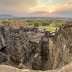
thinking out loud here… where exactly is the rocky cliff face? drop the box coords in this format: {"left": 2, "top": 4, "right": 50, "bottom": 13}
{"left": 52, "top": 22, "right": 72, "bottom": 69}
{"left": 0, "top": 26, "right": 7, "bottom": 50}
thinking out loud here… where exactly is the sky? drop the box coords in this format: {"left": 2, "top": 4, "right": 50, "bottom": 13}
{"left": 0, "top": 0, "right": 72, "bottom": 17}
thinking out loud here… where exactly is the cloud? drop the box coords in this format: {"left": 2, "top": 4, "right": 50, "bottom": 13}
{"left": 30, "top": 0, "right": 71, "bottom": 13}
{"left": 30, "top": 0, "right": 72, "bottom": 17}
{"left": 0, "top": 0, "right": 37, "bottom": 13}
{"left": 31, "top": 11, "right": 48, "bottom": 14}
{"left": 68, "top": 2, "right": 72, "bottom": 5}
{"left": 67, "top": 1, "right": 72, "bottom": 6}
{"left": 39, "top": 0, "right": 70, "bottom": 5}
{"left": 54, "top": 11, "right": 72, "bottom": 17}
{"left": 0, "top": 0, "right": 72, "bottom": 17}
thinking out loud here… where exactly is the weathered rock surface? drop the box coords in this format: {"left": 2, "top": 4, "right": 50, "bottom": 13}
{"left": 0, "top": 26, "right": 7, "bottom": 50}
{"left": 0, "top": 25, "right": 49, "bottom": 70}
{"left": 0, "top": 52, "right": 7, "bottom": 63}
{"left": 52, "top": 22, "right": 72, "bottom": 69}
{"left": 5, "top": 26, "right": 46, "bottom": 67}
{"left": 32, "top": 53, "right": 41, "bottom": 70}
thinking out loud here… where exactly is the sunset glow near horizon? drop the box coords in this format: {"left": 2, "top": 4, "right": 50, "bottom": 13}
{"left": 49, "top": 11, "right": 53, "bottom": 13}
{"left": 0, "top": 0, "right": 72, "bottom": 17}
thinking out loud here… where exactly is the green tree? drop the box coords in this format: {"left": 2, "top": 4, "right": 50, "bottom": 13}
{"left": 54, "top": 20, "right": 63, "bottom": 27}
{"left": 42, "top": 22, "right": 50, "bottom": 26}
{"left": 34, "top": 21, "right": 40, "bottom": 27}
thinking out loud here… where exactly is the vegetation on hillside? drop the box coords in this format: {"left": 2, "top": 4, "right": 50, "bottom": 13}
{"left": 0, "top": 17, "right": 68, "bottom": 31}
{"left": 1, "top": 20, "right": 11, "bottom": 26}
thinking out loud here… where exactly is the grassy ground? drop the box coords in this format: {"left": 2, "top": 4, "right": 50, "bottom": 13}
{"left": 39, "top": 26, "right": 56, "bottom": 31}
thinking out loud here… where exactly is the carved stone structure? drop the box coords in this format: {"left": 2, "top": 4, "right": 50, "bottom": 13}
{"left": 0, "top": 25, "right": 49, "bottom": 70}
{"left": 0, "top": 22, "right": 72, "bottom": 71}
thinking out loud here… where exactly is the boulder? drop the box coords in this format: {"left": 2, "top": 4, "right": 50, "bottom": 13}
{"left": 18, "top": 63, "right": 26, "bottom": 69}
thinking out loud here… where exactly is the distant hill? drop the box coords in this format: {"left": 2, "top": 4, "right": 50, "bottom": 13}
{"left": 0, "top": 14, "right": 15, "bottom": 18}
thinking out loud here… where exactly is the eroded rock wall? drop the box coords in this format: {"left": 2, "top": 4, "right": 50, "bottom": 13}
{"left": 0, "top": 26, "right": 7, "bottom": 50}
{"left": 52, "top": 22, "right": 72, "bottom": 69}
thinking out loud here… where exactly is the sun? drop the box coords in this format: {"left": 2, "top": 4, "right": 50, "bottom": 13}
{"left": 49, "top": 11, "right": 52, "bottom": 13}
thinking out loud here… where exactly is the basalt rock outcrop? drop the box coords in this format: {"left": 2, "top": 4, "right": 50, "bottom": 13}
{"left": 52, "top": 22, "right": 72, "bottom": 69}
